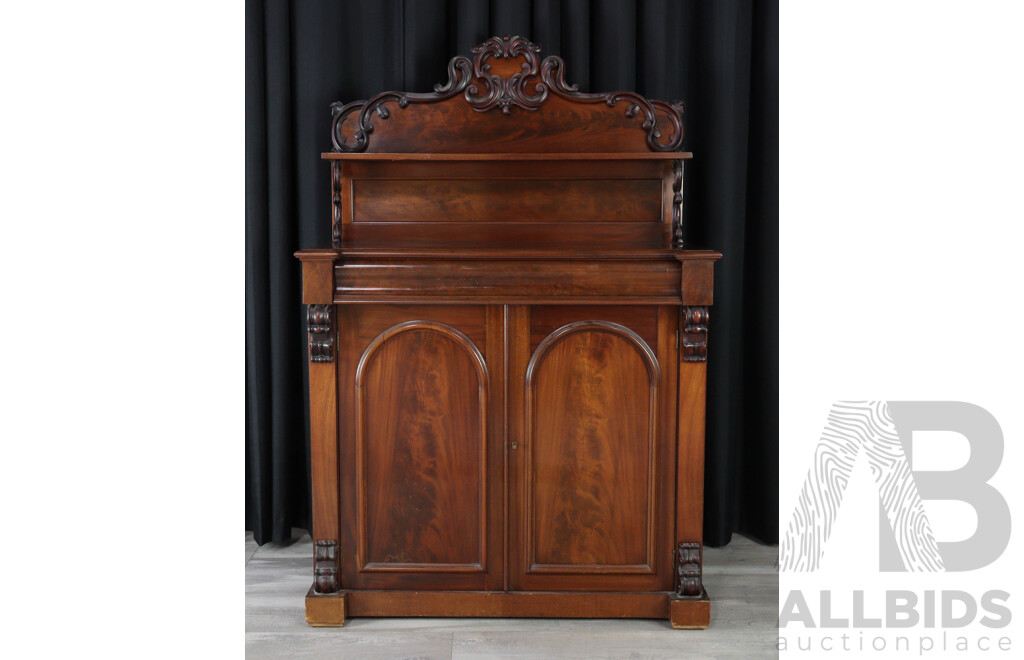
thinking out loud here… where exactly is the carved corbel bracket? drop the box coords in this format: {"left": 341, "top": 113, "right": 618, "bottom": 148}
{"left": 307, "top": 305, "right": 335, "bottom": 363}
{"left": 313, "top": 540, "right": 340, "bottom": 594}
{"left": 676, "top": 542, "right": 703, "bottom": 597}
{"left": 682, "top": 306, "right": 709, "bottom": 362}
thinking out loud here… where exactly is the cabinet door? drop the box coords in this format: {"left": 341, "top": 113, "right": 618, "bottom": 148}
{"left": 337, "top": 305, "right": 504, "bottom": 591}
{"left": 509, "top": 305, "right": 678, "bottom": 592}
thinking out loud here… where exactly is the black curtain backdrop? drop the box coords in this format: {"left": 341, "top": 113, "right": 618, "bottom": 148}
{"left": 246, "top": 0, "right": 778, "bottom": 547}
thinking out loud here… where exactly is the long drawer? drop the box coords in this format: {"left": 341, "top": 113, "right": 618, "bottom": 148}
{"left": 334, "top": 258, "right": 682, "bottom": 304}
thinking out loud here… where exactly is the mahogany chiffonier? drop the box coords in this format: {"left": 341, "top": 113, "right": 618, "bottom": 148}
{"left": 296, "top": 35, "right": 720, "bottom": 629}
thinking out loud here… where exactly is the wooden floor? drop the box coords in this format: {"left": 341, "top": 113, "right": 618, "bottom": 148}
{"left": 246, "top": 532, "right": 778, "bottom": 659}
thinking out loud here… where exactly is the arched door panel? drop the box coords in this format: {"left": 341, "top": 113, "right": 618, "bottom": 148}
{"left": 510, "top": 306, "right": 678, "bottom": 592}
{"left": 337, "top": 305, "right": 504, "bottom": 591}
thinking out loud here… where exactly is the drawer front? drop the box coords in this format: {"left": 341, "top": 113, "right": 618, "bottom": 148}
{"left": 335, "top": 259, "right": 682, "bottom": 304}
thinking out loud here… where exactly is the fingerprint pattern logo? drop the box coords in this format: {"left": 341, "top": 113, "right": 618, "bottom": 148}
{"left": 779, "top": 401, "right": 944, "bottom": 572}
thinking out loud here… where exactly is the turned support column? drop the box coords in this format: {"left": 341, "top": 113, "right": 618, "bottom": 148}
{"left": 330, "top": 160, "right": 342, "bottom": 248}
{"left": 672, "top": 160, "right": 684, "bottom": 248}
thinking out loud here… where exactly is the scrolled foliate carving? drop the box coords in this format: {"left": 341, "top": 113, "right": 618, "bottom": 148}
{"left": 466, "top": 35, "right": 546, "bottom": 113}
{"left": 331, "top": 34, "right": 685, "bottom": 152}
{"left": 307, "top": 305, "right": 334, "bottom": 364}
{"left": 682, "top": 307, "right": 709, "bottom": 362}
{"left": 538, "top": 55, "right": 685, "bottom": 152}
{"left": 313, "top": 540, "right": 340, "bottom": 594}
{"left": 676, "top": 542, "right": 702, "bottom": 597}
{"left": 331, "top": 58, "right": 473, "bottom": 152}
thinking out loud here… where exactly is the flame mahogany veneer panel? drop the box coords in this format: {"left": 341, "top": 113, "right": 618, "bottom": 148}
{"left": 528, "top": 306, "right": 660, "bottom": 351}
{"left": 507, "top": 306, "right": 679, "bottom": 593}
{"left": 339, "top": 159, "right": 674, "bottom": 245}
{"left": 528, "top": 327, "right": 657, "bottom": 570}
{"left": 351, "top": 178, "right": 662, "bottom": 223}
{"left": 340, "top": 223, "right": 670, "bottom": 249}
{"left": 357, "top": 327, "right": 487, "bottom": 570}
{"left": 337, "top": 305, "right": 505, "bottom": 591}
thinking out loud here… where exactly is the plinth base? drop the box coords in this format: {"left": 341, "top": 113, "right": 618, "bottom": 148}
{"left": 305, "top": 586, "right": 710, "bottom": 629}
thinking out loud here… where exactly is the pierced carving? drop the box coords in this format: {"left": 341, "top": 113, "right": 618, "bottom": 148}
{"left": 672, "top": 160, "right": 684, "bottom": 248}
{"left": 313, "top": 540, "right": 340, "bottom": 594}
{"left": 330, "top": 160, "right": 342, "bottom": 247}
{"left": 331, "top": 57, "right": 472, "bottom": 153}
{"left": 307, "top": 305, "right": 334, "bottom": 363}
{"left": 331, "top": 34, "right": 685, "bottom": 153}
{"left": 682, "top": 307, "right": 709, "bottom": 362}
{"left": 676, "top": 542, "right": 702, "bottom": 597}
{"left": 539, "top": 55, "right": 684, "bottom": 152}
{"left": 466, "top": 35, "right": 545, "bottom": 113}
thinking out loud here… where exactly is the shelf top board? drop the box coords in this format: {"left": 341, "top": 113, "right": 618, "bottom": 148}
{"left": 295, "top": 245, "right": 722, "bottom": 261}
{"left": 321, "top": 152, "right": 693, "bottom": 161}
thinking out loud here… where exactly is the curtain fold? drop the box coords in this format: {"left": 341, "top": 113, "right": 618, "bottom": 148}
{"left": 245, "top": 0, "right": 779, "bottom": 546}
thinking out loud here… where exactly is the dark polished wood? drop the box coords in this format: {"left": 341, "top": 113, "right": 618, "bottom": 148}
{"left": 308, "top": 588, "right": 711, "bottom": 623}
{"left": 306, "top": 305, "right": 334, "bottom": 363}
{"left": 336, "top": 304, "right": 504, "bottom": 592}
{"left": 335, "top": 258, "right": 683, "bottom": 304}
{"left": 336, "top": 158, "right": 677, "bottom": 248}
{"left": 509, "top": 311, "right": 680, "bottom": 592}
{"left": 530, "top": 322, "right": 656, "bottom": 574}
{"left": 357, "top": 321, "right": 488, "bottom": 571}
{"left": 348, "top": 590, "right": 673, "bottom": 618}
{"left": 341, "top": 222, "right": 672, "bottom": 250}
{"left": 672, "top": 160, "right": 685, "bottom": 248}
{"left": 296, "top": 35, "right": 720, "bottom": 628}
{"left": 322, "top": 151, "right": 692, "bottom": 160}
{"left": 352, "top": 178, "right": 663, "bottom": 224}
{"left": 330, "top": 160, "right": 342, "bottom": 247}
{"left": 330, "top": 35, "right": 685, "bottom": 154}
{"left": 682, "top": 306, "right": 709, "bottom": 362}
{"left": 676, "top": 542, "right": 703, "bottom": 597}
{"left": 313, "top": 540, "right": 340, "bottom": 594}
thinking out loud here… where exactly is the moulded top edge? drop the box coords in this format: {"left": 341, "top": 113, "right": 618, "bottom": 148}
{"left": 296, "top": 246, "right": 722, "bottom": 261}
{"left": 319, "top": 152, "right": 694, "bottom": 161}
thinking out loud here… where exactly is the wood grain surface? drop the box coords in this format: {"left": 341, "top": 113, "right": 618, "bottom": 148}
{"left": 352, "top": 178, "right": 662, "bottom": 223}
{"left": 509, "top": 308, "right": 677, "bottom": 593}
{"left": 526, "top": 323, "right": 657, "bottom": 572}
{"left": 356, "top": 322, "right": 488, "bottom": 571}
{"left": 338, "top": 305, "right": 504, "bottom": 591}
{"left": 297, "top": 34, "right": 723, "bottom": 626}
